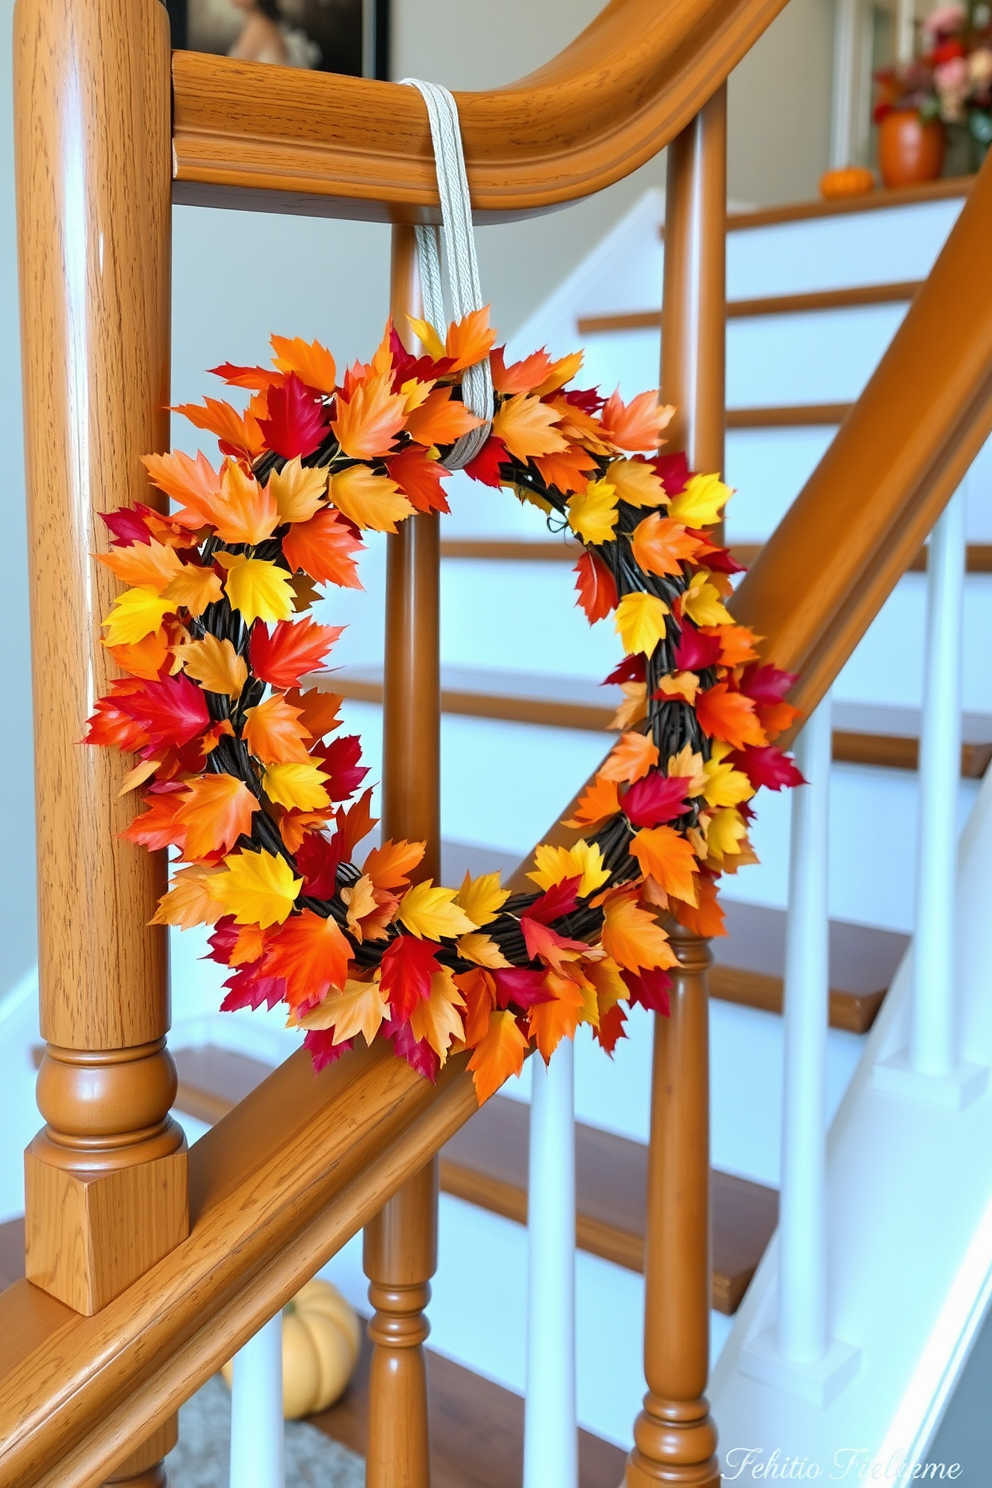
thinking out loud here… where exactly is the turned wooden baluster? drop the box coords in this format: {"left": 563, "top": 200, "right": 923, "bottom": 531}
{"left": 363, "top": 223, "right": 439, "bottom": 1488}
{"left": 626, "top": 85, "right": 726, "bottom": 1488}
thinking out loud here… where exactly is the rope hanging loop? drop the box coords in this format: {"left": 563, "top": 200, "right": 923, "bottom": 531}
{"left": 399, "top": 78, "right": 494, "bottom": 469}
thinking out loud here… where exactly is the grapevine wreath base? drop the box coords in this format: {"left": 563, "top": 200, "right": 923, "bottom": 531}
{"left": 86, "top": 311, "right": 802, "bottom": 1102}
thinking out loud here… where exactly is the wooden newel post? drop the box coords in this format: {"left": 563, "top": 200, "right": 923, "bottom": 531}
{"left": 363, "top": 223, "right": 439, "bottom": 1488}
{"left": 626, "top": 84, "right": 726, "bottom": 1488}
{"left": 14, "top": 0, "right": 187, "bottom": 1325}
{"left": 626, "top": 927, "right": 719, "bottom": 1487}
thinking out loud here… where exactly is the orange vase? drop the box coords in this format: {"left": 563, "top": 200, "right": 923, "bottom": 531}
{"left": 877, "top": 109, "right": 946, "bottom": 188}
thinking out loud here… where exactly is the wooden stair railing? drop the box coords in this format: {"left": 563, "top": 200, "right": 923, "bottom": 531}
{"left": 8, "top": 0, "right": 992, "bottom": 1484}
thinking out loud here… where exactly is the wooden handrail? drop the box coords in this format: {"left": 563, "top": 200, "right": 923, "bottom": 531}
{"left": 171, "top": 0, "right": 789, "bottom": 220}
{"left": 0, "top": 1045, "right": 478, "bottom": 1488}
{"left": 732, "top": 150, "right": 992, "bottom": 730}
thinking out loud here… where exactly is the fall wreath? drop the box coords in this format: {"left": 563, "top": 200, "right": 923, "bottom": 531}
{"left": 85, "top": 310, "right": 802, "bottom": 1102}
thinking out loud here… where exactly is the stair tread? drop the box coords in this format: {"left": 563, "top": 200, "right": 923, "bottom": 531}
{"left": 172, "top": 1049, "right": 777, "bottom": 1313}
{"left": 311, "top": 1329, "right": 627, "bottom": 1488}
{"left": 578, "top": 279, "right": 923, "bottom": 336}
{"left": 312, "top": 663, "right": 992, "bottom": 777}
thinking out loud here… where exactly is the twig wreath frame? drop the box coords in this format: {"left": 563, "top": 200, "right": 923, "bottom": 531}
{"left": 85, "top": 310, "right": 802, "bottom": 1101}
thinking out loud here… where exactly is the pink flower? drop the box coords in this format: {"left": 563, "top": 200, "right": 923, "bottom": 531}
{"left": 923, "top": 3, "right": 966, "bottom": 37}
{"left": 935, "top": 54, "right": 969, "bottom": 89}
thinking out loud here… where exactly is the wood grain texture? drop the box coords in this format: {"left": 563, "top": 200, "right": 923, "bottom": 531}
{"left": 442, "top": 537, "right": 992, "bottom": 573}
{"left": 732, "top": 154, "right": 992, "bottom": 732}
{"left": 14, "top": 0, "right": 187, "bottom": 1319}
{"left": 170, "top": 0, "right": 790, "bottom": 221}
{"left": 727, "top": 402, "right": 852, "bottom": 427}
{"left": 577, "top": 280, "right": 923, "bottom": 336}
{"left": 0, "top": 1042, "right": 481, "bottom": 1488}
{"left": 312, "top": 1332, "right": 627, "bottom": 1488}
{"left": 361, "top": 224, "right": 437, "bottom": 1488}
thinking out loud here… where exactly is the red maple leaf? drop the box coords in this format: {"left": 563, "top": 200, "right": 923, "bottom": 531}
{"left": 522, "top": 876, "right": 582, "bottom": 925}
{"left": 491, "top": 967, "right": 555, "bottom": 1010}
{"left": 674, "top": 624, "right": 722, "bottom": 672}
{"left": 621, "top": 966, "right": 671, "bottom": 1015}
{"left": 257, "top": 373, "right": 329, "bottom": 458}
{"left": 249, "top": 617, "right": 343, "bottom": 690}
{"left": 621, "top": 771, "right": 691, "bottom": 828}
{"left": 207, "top": 916, "right": 240, "bottom": 965}
{"left": 592, "top": 1000, "right": 627, "bottom": 1054}
{"left": 574, "top": 550, "right": 618, "bottom": 623}
{"left": 100, "top": 505, "right": 155, "bottom": 547}
{"left": 303, "top": 1028, "right": 356, "bottom": 1072}
{"left": 220, "top": 959, "right": 287, "bottom": 1012}
{"left": 604, "top": 654, "right": 646, "bottom": 686}
{"left": 295, "top": 829, "right": 342, "bottom": 898}
{"left": 387, "top": 445, "right": 450, "bottom": 515}
{"left": 650, "top": 451, "right": 689, "bottom": 495}
{"left": 383, "top": 1016, "right": 441, "bottom": 1083}
{"left": 463, "top": 435, "right": 509, "bottom": 488}
{"left": 738, "top": 664, "right": 799, "bottom": 704}
{"left": 731, "top": 744, "right": 806, "bottom": 792}
{"left": 379, "top": 935, "right": 441, "bottom": 1021}
{"left": 315, "top": 733, "right": 368, "bottom": 801}
{"left": 115, "top": 673, "right": 211, "bottom": 749}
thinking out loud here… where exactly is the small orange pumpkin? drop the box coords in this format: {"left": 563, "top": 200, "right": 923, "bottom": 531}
{"left": 819, "top": 166, "right": 875, "bottom": 200}
{"left": 222, "top": 1279, "right": 362, "bottom": 1419}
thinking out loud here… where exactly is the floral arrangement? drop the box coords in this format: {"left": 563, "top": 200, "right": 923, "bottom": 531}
{"left": 85, "top": 311, "right": 801, "bottom": 1102}
{"left": 875, "top": 2, "right": 992, "bottom": 153}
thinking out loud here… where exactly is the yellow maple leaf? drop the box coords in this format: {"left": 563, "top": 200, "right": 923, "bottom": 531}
{"left": 224, "top": 557, "right": 296, "bottom": 625}
{"left": 209, "top": 848, "right": 302, "bottom": 927}
{"left": 656, "top": 671, "right": 699, "bottom": 705}
{"left": 667, "top": 743, "right": 707, "bottom": 797}
{"left": 702, "top": 741, "right": 755, "bottom": 808}
{"left": 296, "top": 976, "right": 390, "bottom": 1046}
{"left": 704, "top": 806, "right": 748, "bottom": 861}
{"left": 162, "top": 563, "right": 225, "bottom": 618}
{"left": 150, "top": 864, "right": 225, "bottom": 929}
{"left": 681, "top": 571, "right": 733, "bottom": 627}
{"left": 605, "top": 458, "right": 667, "bottom": 509}
{"left": 410, "top": 968, "right": 467, "bottom": 1063}
{"left": 179, "top": 634, "right": 247, "bottom": 698}
{"left": 615, "top": 591, "right": 670, "bottom": 657}
{"left": 262, "top": 761, "right": 330, "bottom": 812}
{"left": 406, "top": 315, "right": 447, "bottom": 361}
{"left": 102, "top": 586, "right": 173, "bottom": 647}
{"left": 268, "top": 457, "right": 329, "bottom": 524}
{"left": 566, "top": 480, "right": 618, "bottom": 545}
{"left": 668, "top": 472, "right": 732, "bottom": 528}
{"left": 97, "top": 539, "right": 183, "bottom": 592}
{"left": 398, "top": 880, "right": 477, "bottom": 940}
{"left": 527, "top": 840, "right": 609, "bottom": 900}
{"left": 455, "top": 870, "right": 510, "bottom": 928}
{"left": 455, "top": 932, "right": 511, "bottom": 968}
{"left": 328, "top": 464, "right": 415, "bottom": 533}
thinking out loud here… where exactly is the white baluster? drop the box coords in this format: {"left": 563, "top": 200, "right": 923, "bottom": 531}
{"left": 229, "top": 1311, "right": 285, "bottom": 1488}
{"left": 876, "top": 484, "right": 988, "bottom": 1106}
{"left": 778, "top": 696, "right": 832, "bottom": 1366}
{"left": 741, "top": 697, "right": 860, "bottom": 1404}
{"left": 523, "top": 1038, "right": 577, "bottom": 1488}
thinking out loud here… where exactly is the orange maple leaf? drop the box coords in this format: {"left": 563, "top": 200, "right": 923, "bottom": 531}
{"left": 332, "top": 371, "right": 407, "bottom": 459}
{"left": 363, "top": 839, "right": 426, "bottom": 890}
{"left": 263, "top": 909, "right": 352, "bottom": 1010}
{"left": 203, "top": 461, "right": 279, "bottom": 546}
{"left": 105, "top": 629, "right": 171, "bottom": 681}
{"left": 492, "top": 394, "right": 569, "bottom": 462}
{"left": 563, "top": 772, "right": 621, "bottom": 829}
{"left": 599, "top": 731, "right": 660, "bottom": 784}
{"left": 671, "top": 876, "right": 726, "bottom": 938}
{"left": 533, "top": 444, "right": 599, "bottom": 496}
{"left": 444, "top": 307, "right": 497, "bottom": 372}
{"left": 162, "top": 563, "right": 225, "bottom": 618}
{"left": 600, "top": 390, "right": 675, "bottom": 453}
{"left": 270, "top": 334, "right": 337, "bottom": 395}
{"left": 490, "top": 347, "right": 553, "bottom": 395}
{"left": 173, "top": 396, "right": 266, "bottom": 460}
{"left": 631, "top": 514, "right": 702, "bottom": 577}
{"left": 97, "top": 539, "right": 182, "bottom": 591}
{"left": 122, "top": 791, "right": 186, "bottom": 851}
{"left": 150, "top": 864, "right": 225, "bottom": 928}
{"left": 702, "top": 624, "right": 761, "bottom": 668}
{"left": 466, "top": 1009, "right": 529, "bottom": 1103}
{"left": 696, "top": 682, "right": 768, "bottom": 751}
{"left": 244, "top": 693, "right": 312, "bottom": 764}
{"left": 528, "top": 972, "right": 585, "bottom": 1062}
{"left": 142, "top": 449, "right": 221, "bottom": 530}
{"left": 286, "top": 687, "right": 342, "bottom": 741}
{"left": 282, "top": 506, "right": 364, "bottom": 588}
{"left": 629, "top": 825, "right": 699, "bottom": 905}
{"left": 175, "top": 773, "right": 260, "bottom": 861}
{"left": 404, "top": 386, "right": 483, "bottom": 448}
{"left": 601, "top": 888, "right": 677, "bottom": 974}
{"left": 454, "top": 967, "right": 497, "bottom": 1047}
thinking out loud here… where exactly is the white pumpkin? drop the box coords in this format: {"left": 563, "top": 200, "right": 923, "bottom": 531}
{"left": 222, "top": 1279, "right": 362, "bottom": 1419}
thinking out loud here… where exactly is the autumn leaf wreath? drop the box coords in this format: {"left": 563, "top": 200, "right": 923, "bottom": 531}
{"left": 86, "top": 309, "right": 802, "bottom": 1102}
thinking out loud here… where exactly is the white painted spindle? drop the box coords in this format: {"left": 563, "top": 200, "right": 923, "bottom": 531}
{"left": 778, "top": 695, "right": 832, "bottom": 1366}
{"left": 524, "top": 1038, "right": 578, "bottom": 1488}
{"left": 911, "top": 487, "right": 965, "bottom": 1079}
{"left": 229, "top": 1311, "right": 285, "bottom": 1488}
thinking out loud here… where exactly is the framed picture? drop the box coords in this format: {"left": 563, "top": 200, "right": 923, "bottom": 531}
{"left": 165, "top": 0, "right": 390, "bottom": 80}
